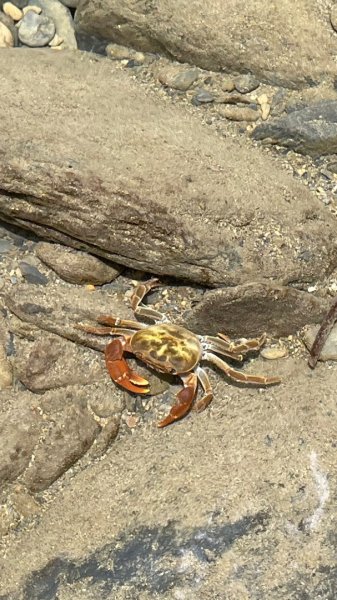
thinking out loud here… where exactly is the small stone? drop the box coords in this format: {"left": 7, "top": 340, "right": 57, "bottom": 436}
{"left": 192, "top": 89, "right": 215, "bottom": 105}
{"left": 18, "top": 11, "right": 55, "bottom": 47}
{"left": 0, "top": 20, "right": 13, "bottom": 47}
{"left": 125, "top": 414, "right": 139, "bottom": 429}
{"left": 219, "top": 106, "right": 261, "bottom": 121}
{"left": 260, "top": 345, "right": 288, "bottom": 360}
{"left": 22, "top": 5, "right": 42, "bottom": 15}
{"left": 3, "top": 2, "right": 22, "bottom": 20}
{"left": 48, "top": 32, "right": 63, "bottom": 46}
{"left": 260, "top": 103, "right": 271, "bottom": 121}
{"left": 106, "top": 42, "right": 144, "bottom": 63}
{"left": 59, "top": 0, "right": 79, "bottom": 7}
{"left": 234, "top": 74, "right": 260, "bottom": 94}
{"left": 19, "top": 261, "right": 48, "bottom": 285}
{"left": 36, "top": 242, "right": 122, "bottom": 285}
{"left": 0, "top": 10, "right": 17, "bottom": 44}
{"left": 158, "top": 66, "right": 199, "bottom": 91}
{"left": 221, "top": 76, "right": 235, "bottom": 92}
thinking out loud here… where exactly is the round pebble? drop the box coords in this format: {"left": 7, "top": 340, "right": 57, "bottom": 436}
{"left": 260, "top": 346, "right": 288, "bottom": 360}
{"left": 192, "top": 89, "right": 215, "bottom": 105}
{"left": 18, "top": 11, "right": 55, "bottom": 47}
{"left": 234, "top": 74, "right": 260, "bottom": 94}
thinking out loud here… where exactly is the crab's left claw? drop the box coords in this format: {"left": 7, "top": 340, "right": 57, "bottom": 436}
{"left": 158, "top": 372, "right": 198, "bottom": 428}
{"left": 105, "top": 339, "right": 150, "bottom": 394}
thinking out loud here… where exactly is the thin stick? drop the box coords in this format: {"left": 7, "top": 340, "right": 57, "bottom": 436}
{"left": 308, "top": 297, "right": 337, "bottom": 369}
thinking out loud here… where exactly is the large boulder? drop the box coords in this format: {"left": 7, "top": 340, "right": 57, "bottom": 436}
{"left": 75, "top": 0, "right": 337, "bottom": 88}
{"left": 0, "top": 49, "right": 336, "bottom": 287}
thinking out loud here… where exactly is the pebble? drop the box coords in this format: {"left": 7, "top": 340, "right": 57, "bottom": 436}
{"left": 106, "top": 42, "right": 145, "bottom": 63}
{"left": 219, "top": 106, "right": 261, "bottom": 121}
{"left": 19, "top": 261, "right": 49, "bottom": 285}
{"left": 0, "top": 20, "right": 13, "bottom": 47}
{"left": 192, "top": 89, "right": 215, "bottom": 105}
{"left": 18, "top": 11, "right": 55, "bottom": 47}
{"left": 59, "top": 0, "right": 79, "bottom": 7}
{"left": 158, "top": 66, "right": 199, "bottom": 91}
{"left": 49, "top": 32, "right": 63, "bottom": 46}
{"left": 260, "top": 345, "right": 288, "bottom": 360}
{"left": 221, "top": 76, "right": 235, "bottom": 92}
{"left": 3, "top": 2, "right": 22, "bottom": 20}
{"left": 234, "top": 74, "right": 260, "bottom": 94}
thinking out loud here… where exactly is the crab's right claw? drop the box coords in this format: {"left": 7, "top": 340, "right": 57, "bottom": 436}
{"left": 105, "top": 339, "right": 150, "bottom": 394}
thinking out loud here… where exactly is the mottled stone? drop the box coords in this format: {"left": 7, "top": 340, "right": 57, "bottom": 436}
{"left": 192, "top": 89, "right": 214, "bottom": 105}
{"left": 19, "top": 261, "right": 48, "bottom": 285}
{"left": 106, "top": 42, "right": 144, "bottom": 62}
{"left": 234, "top": 74, "right": 260, "bottom": 93}
{"left": 303, "top": 324, "right": 337, "bottom": 362}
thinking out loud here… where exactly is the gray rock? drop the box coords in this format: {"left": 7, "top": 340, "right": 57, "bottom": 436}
{"left": 181, "top": 282, "right": 330, "bottom": 337}
{"left": 234, "top": 74, "right": 260, "bottom": 93}
{"left": 74, "top": 0, "right": 337, "bottom": 88}
{"left": 59, "top": 0, "right": 78, "bottom": 7}
{"left": 252, "top": 100, "right": 337, "bottom": 157}
{"left": 303, "top": 324, "right": 337, "bottom": 362}
{"left": 19, "top": 261, "right": 48, "bottom": 285}
{"left": 36, "top": 242, "right": 123, "bottom": 285}
{"left": 21, "top": 395, "right": 100, "bottom": 492}
{"left": 0, "top": 239, "right": 13, "bottom": 253}
{"left": 18, "top": 11, "right": 55, "bottom": 47}
{"left": 28, "top": 0, "right": 77, "bottom": 49}
{"left": 0, "top": 50, "right": 337, "bottom": 287}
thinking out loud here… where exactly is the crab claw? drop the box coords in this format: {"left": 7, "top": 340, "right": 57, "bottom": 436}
{"left": 158, "top": 372, "right": 197, "bottom": 428}
{"left": 105, "top": 339, "right": 150, "bottom": 394}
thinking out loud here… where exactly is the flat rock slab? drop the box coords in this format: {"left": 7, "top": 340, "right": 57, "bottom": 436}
{"left": 0, "top": 50, "right": 336, "bottom": 287}
{"left": 182, "top": 282, "right": 330, "bottom": 337}
{"left": 75, "top": 0, "right": 337, "bottom": 88}
{"left": 253, "top": 100, "right": 337, "bottom": 156}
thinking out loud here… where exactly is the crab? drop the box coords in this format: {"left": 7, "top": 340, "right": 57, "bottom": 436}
{"left": 79, "top": 279, "right": 281, "bottom": 427}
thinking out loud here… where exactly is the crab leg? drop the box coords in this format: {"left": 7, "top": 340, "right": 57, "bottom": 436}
{"left": 200, "top": 337, "right": 243, "bottom": 361}
{"left": 157, "top": 372, "right": 198, "bottom": 428}
{"left": 194, "top": 366, "right": 213, "bottom": 412}
{"left": 105, "top": 338, "right": 150, "bottom": 394}
{"left": 131, "top": 278, "right": 165, "bottom": 322}
{"left": 77, "top": 324, "right": 139, "bottom": 337}
{"left": 203, "top": 352, "right": 281, "bottom": 385}
{"left": 216, "top": 332, "right": 267, "bottom": 354}
{"left": 96, "top": 316, "right": 146, "bottom": 330}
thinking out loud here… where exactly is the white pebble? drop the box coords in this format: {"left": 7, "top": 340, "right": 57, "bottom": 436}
{"left": 22, "top": 5, "right": 42, "bottom": 15}
{"left": 260, "top": 346, "right": 288, "bottom": 360}
{"left": 0, "top": 21, "right": 14, "bottom": 47}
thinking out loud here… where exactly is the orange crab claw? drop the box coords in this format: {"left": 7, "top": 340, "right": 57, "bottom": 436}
{"left": 105, "top": 339, "right": 150, "bottom": 394}
{"left": 158, "top": 372, "right": 197, "bottom": 428}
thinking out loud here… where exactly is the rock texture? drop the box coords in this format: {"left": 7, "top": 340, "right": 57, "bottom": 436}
{"left": 74, "top": 0, "right": 337, "bottom": 88}
{"left": 182, "top": 282, "right": 331, "bottom": 337}
{"left": 0, "top": 49, "right": 336, "bottom": 287}
{"left": 253, "top": 100, "right": 337, "bottom": 156}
